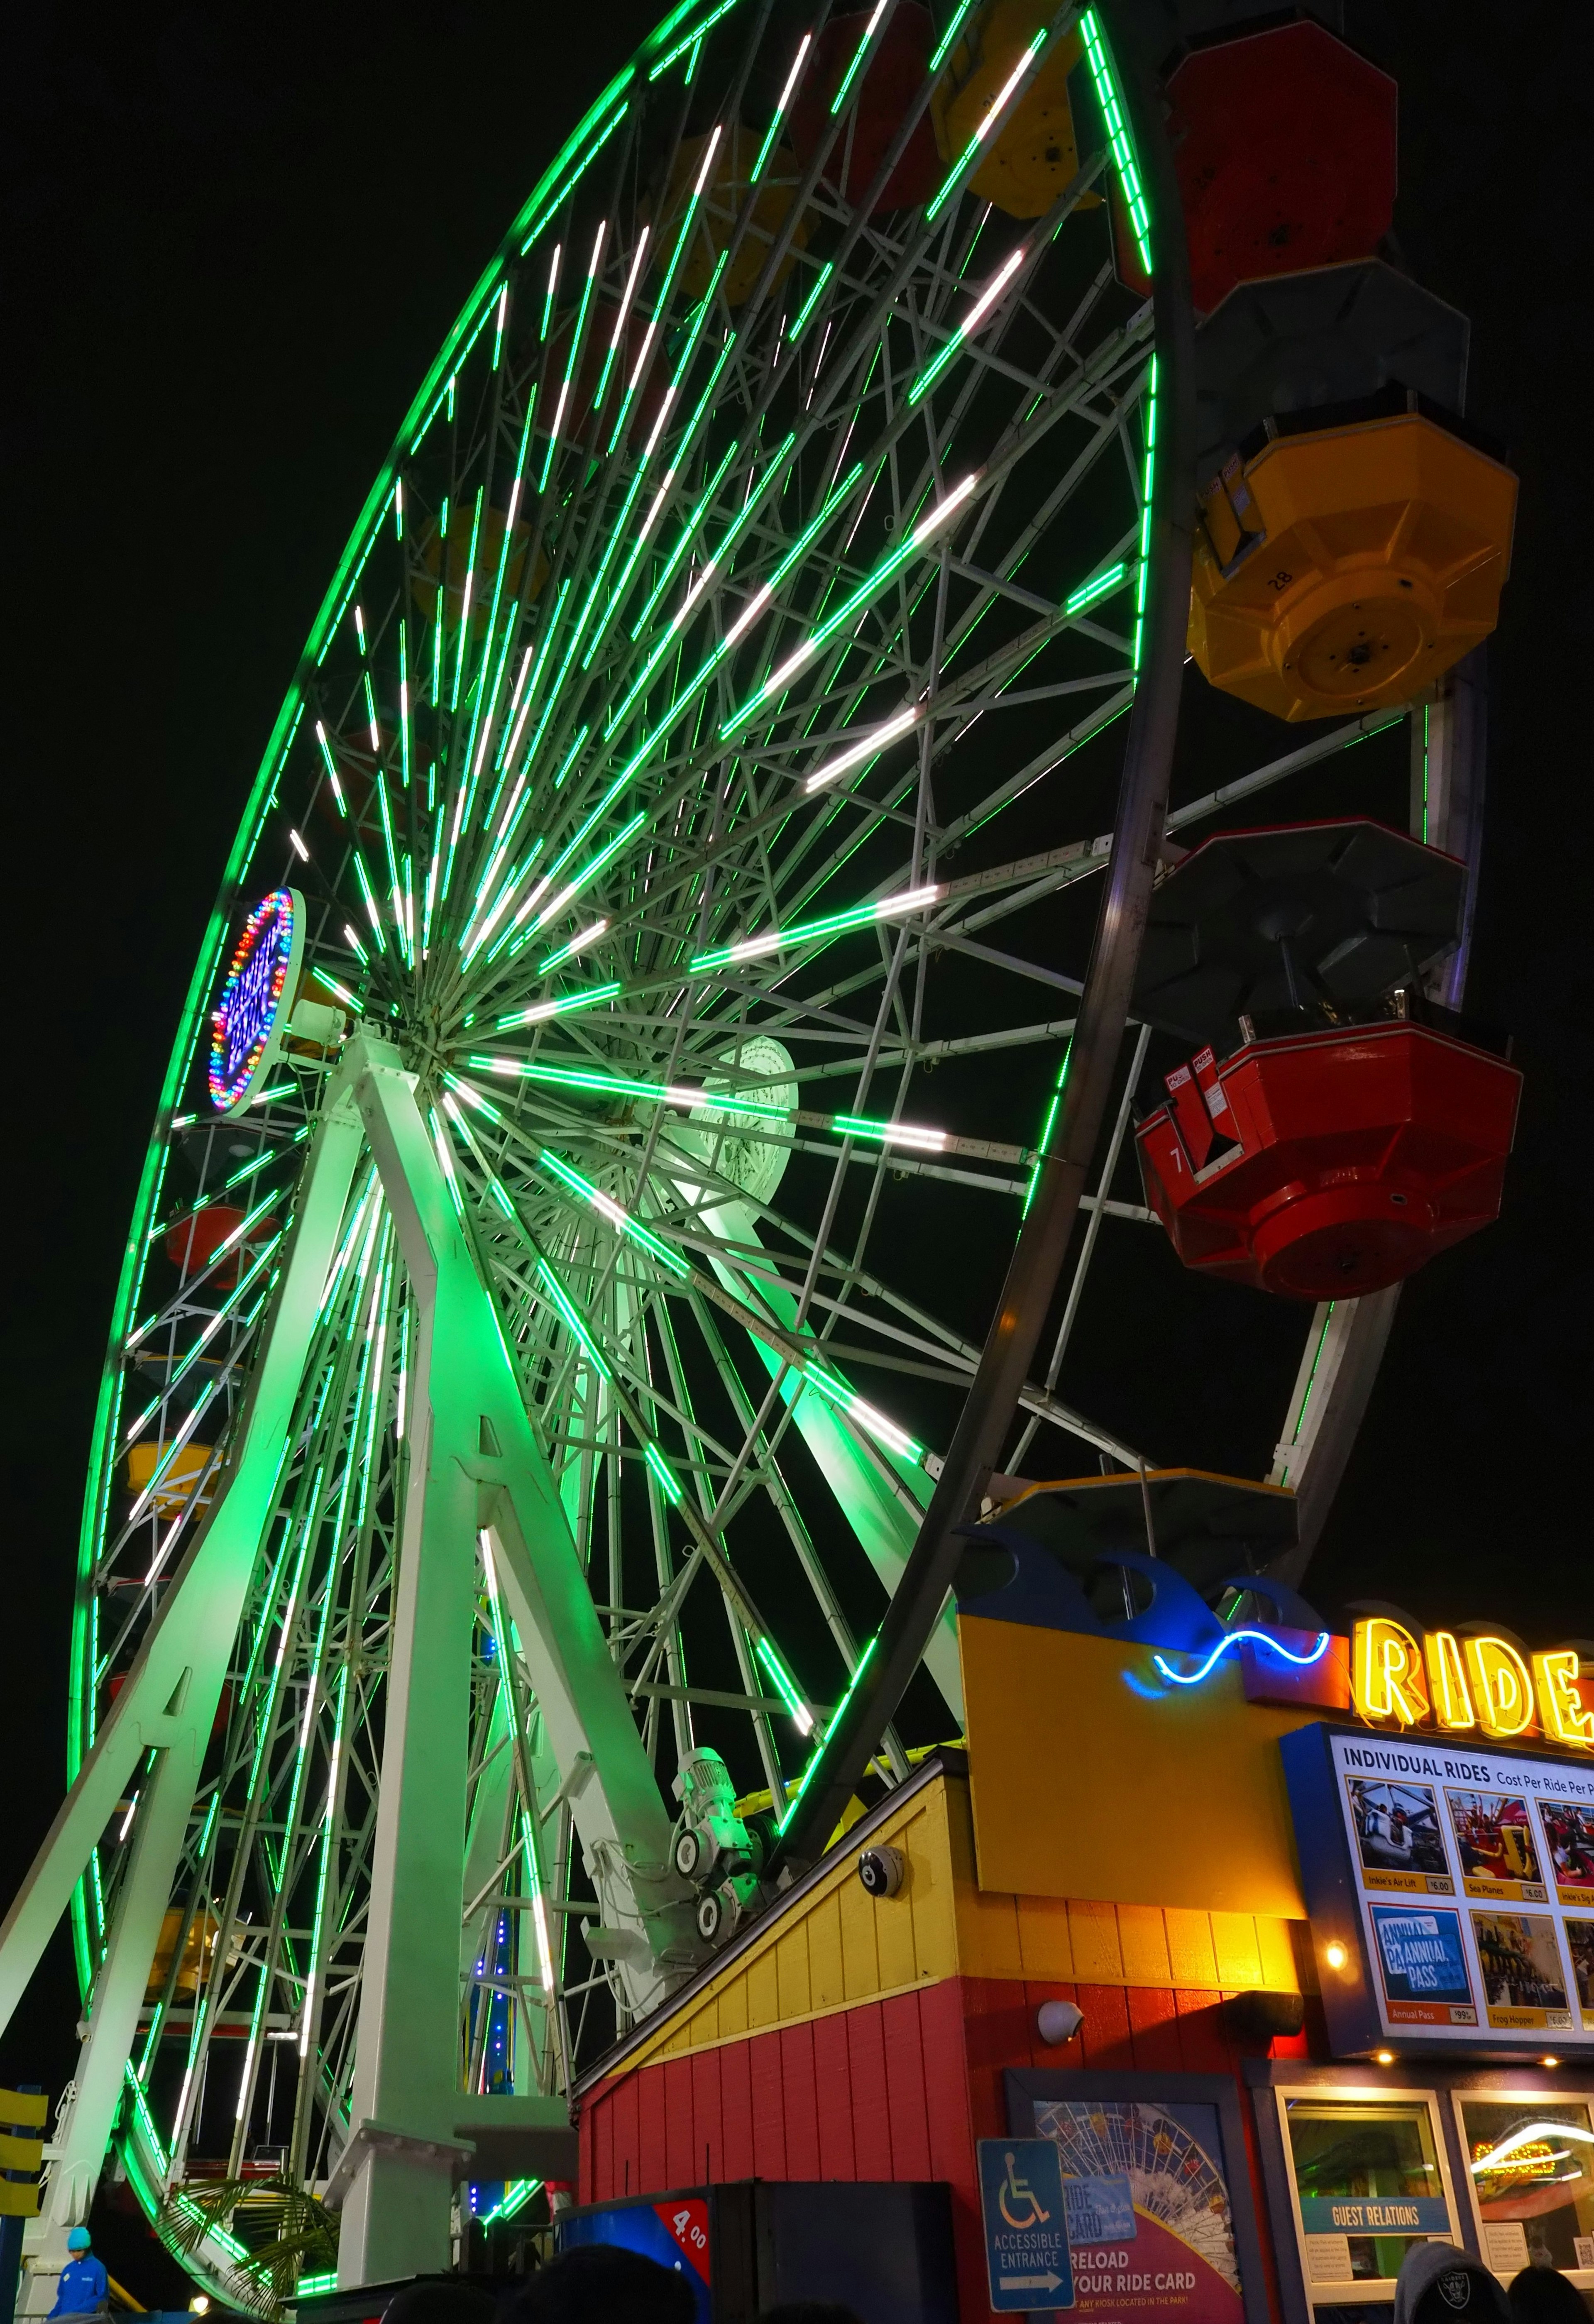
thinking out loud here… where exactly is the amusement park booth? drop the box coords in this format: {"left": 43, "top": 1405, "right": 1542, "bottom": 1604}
{"left": 568, "top": 1501, "right": 1594, "bottom": 2324}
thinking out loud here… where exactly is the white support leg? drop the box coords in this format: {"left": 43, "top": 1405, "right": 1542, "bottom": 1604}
{"left": 0, "top": 1080, "right": 365, "bottom": 2293}
{"left": 336, "top": 1039, "right": 694, "bottom": 2288}
{"left": 704, "top": 1199, "right": 964, "bottom": 1723}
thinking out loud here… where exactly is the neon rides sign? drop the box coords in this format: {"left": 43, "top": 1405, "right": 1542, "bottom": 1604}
{"left": 208, "top": 888, "right": 304, "bottom": 1118}
{"left": 1351, "top": 1618, "right": 1594, "bottom": 1755}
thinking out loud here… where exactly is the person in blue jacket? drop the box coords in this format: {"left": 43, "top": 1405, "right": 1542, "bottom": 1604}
{"left": 47, "top": 2226, "right": 108, "bottom": 2320}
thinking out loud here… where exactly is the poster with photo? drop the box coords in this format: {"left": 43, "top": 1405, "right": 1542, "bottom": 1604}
{"left": 1032, "top": 2097, "right": 1244, "bottom": 2324}
{"left": 1470, "top": 1910, "right": 1574, "bottom": 2031}
{"left": 1539, "top": 1803, "right": 1594, "bottom": 1905}
{"left": 1446, "top": 1789, "right": 1549, "bottom": 1902}
{"left": 1566, "top": 1920, "right": 1594, "bottom": 2030}
{"left": 1345, "top": 1777, "right": 1454, "bottom": 1893}
{"left": 1369, "top": 1905, "right": 1478, "bottom": 2026}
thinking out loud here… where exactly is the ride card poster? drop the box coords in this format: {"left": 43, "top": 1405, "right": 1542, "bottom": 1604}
{"left": 1539, "top": 1803, "right": 1594, "bottom": 1906}
{"left": 1032, "top": 2097, "right": 1245, "bottom": 2324}
{"left": 1369, "top": 1904, "right": 1478, "bottom": 2026}
{"left": 1345, "top": 1777, "right": 1454, "bottom": 1894}
{"left": 1446, "top": 1788, "right": 1548, "bottom": 1902}
{"left": 1566, "top": 1921, "right": 1594, "bottom": 2029}
{"left": 1469, "top": 1909, "right": 1574, "bottom": 2031}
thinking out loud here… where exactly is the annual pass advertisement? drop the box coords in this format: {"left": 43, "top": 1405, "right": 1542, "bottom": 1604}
{"left": 1026, "top": 2099, "right": 1247, "bottom": 2324}
{"left": 1330, "top": 1730, "right": 1594, "bottom": 2044}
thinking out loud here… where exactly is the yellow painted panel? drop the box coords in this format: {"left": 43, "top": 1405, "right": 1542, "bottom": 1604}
{"left": 1015, "top": 1896, "right": 1075, "bottom": 1982}
{"left": 839, "top": 1857, "right": 885, "bottom": 2000}
{"left": 775, "top": 1916, "right": 812, "bottom": 2023}
{"left": 961, "top": 1618, "right": 1313, "bottom": 1916}
{"left": 614, "top": 1774, "right": 959, "bottom": 2078}
{"left": 875, "top": 1864, "right": 921, "bottom": 1994}
{"left": 958, "top": 1881, "right": 1026, "bottom": 1980}
{"left": 1210, "top": 1913, "right": 1265, "bottom": 1990}
{"left": 1258, "top": 1916, "right": 1303, "bottom": 1994}
{"left": 1117, "top": 1905, "right": 1173, "bottom": 1987}
{"left": 717, "top": 1972, "right": 748, "bottom": 2040}
{"left": 1164, "top": 1908, "right": 1220, "bottom": 1988}
{"left": 808, "top": 1889, "right": 846, "bottom": 2014}
{"left": 1068, "top": 1899, "right": 1125, "bottom": 1983}
{"left": 746, "top": 1943, "right": 781, "bottom": 2033}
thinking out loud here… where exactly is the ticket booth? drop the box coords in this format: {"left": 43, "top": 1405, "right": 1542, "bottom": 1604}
{"left": 571, "top": 1494, "right": 1594, "bottom": 2323}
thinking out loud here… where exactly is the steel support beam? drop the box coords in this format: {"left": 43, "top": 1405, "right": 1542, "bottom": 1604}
{"left": 1, "top": 1078, "right": 365, "bottom": 2309}
{"left": 702, "top": 1199, "right": 963, "bottom": 1725}
{"left": 335, "top": 1037, "right": 694, "bottom": 2286}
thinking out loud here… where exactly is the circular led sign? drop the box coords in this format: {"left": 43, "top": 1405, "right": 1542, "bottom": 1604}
{"left": 208, "top": 887, "right": 305, "bottom": 1117}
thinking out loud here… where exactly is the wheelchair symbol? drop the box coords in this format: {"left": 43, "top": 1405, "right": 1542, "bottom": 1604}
{"left": 998, "top": 2150, "right": 1054, "bottom": 2231}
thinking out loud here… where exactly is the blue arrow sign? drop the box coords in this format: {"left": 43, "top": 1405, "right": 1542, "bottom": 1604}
{"left": 978, "top": 2138, "right": 1076, "bottom": 2312}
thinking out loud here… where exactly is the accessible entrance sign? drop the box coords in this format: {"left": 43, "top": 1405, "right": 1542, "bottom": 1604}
{"left": 978, "top": 2137, "right": 1076, "bottom": 2310}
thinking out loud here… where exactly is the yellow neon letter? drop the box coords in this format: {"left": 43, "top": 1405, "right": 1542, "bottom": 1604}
{"left": 1533, "top": 1650, "right": 1594, "bottom": 1751}
{"left": 1424, "top": 1631, "right": 1477, "bottom": 1731}
{"left": 1464, "top": 1635, "right": 1535, "bottom": 1739}
{"left": 1352, "top": 1618, "right": 1428, "bottom": 1727}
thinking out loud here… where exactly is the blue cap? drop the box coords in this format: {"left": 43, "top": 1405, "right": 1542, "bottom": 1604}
{"left": 66, "top": 2228, "right": 92, "bottom": 2252}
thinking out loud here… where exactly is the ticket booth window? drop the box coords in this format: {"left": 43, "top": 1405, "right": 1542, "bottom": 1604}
{"left": 1278, "top": 2091, "right": 1459, "bottom": 2303}
{"left": 1454, "top": 2094, "right": 1594, "bottom": 2282}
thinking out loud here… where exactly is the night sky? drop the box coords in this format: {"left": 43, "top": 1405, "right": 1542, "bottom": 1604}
{"left": 2, "top": 0, "right": 1589, "bottom": 2270}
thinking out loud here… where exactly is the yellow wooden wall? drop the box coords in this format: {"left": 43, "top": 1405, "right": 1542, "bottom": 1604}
{"left": 960, "top": 1615, "right": 1321, "bottom": 1917}
{"left": 609, "top": 1764, "right": 1307, "bottom": 2084}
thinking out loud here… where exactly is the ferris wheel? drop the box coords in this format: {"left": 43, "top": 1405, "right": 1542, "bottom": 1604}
{"left": 0, "top": 0, "right": 1516, "bottom": 2307}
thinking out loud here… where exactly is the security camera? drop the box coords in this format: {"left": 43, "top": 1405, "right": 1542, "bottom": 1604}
{"left": 1036, "top": 1999, "right": 1084, "bottom": 2046}
{"left": 857, "top": 1844, "right": 907, "bottom": 1898}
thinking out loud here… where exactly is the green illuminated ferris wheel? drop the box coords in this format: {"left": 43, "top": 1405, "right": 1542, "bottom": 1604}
{"left": 0, "top": 0, "right": 1438, "bottom": 2302}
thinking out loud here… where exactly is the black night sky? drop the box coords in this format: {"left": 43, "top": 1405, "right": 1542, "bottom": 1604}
{"left": 2, "top": 2, "right": 1589, "bottom": 2281}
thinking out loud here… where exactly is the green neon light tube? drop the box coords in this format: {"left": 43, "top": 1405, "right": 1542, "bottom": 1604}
{"left": 787, "top": 261, "right": 834, "bottom": 344}
{"left": 494, "top": 980, "right": 621, "bottom": 1030}
{"left": 649, "top": 0, "right": 738, "bottom": 79}
{"left": 1065, "top": 560, "right": 1128, "bottom": 616}
{"left": 537, "top": 1147, "right": 690, "bottom": 1278}
{"left": 929, "top": 0, "right": 976, "bottom": 72}
{"left": 829, "top": 0, "right": 887, "bottom": 116}
{"left": 644, "top": 1441, "right": 685, "bottom": 1506}
{"left": 777, "top": 1635, "right": 878, "bottom": 1831}
{"left": 926, "top": 31, "right": 1047, "bottom": 222}
{"left": 689, "top": 880, "right": 940, "bottom": 973}
{"left": 535, "top": 1255, "right": 613, "bottom": 1381}
{"left": 755, "top": 1635, "right": 813, "bottom": 1732}
{"left": 1081, "top": 9, "right": 1152, "bottom": 278}
{"left": 907, "top": 243, "right": 1027, "bottom": 406}
{"left": 723, "top": 477, "right": 975, "bottom": 730}
{"left": 753, "top": 34, "right": 812, "bottom": 180}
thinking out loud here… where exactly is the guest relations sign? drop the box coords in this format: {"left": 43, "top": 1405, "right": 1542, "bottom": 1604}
{"left": 1297, "top": 2196, "right": 1452, "bottom": 2235}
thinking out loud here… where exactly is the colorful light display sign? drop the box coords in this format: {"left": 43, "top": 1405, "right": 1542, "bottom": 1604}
{"left": 208, "top": 888, "right": 304, "bottom": 1118}
{"left": 1350, "top": 1618, "right": 1594, "bottom": 1754}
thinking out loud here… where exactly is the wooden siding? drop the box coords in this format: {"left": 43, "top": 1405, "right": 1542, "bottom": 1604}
{"left": 579, "top": 1971, "right": 1305, "bottom": 2324}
